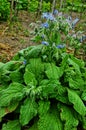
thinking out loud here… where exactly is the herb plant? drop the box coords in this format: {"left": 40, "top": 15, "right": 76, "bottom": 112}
{"left": 0, "top": 41, "right": 86, "bottom": 130}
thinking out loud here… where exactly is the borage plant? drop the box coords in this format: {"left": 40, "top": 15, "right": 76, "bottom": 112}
{"left": 31, "top": 12, "right": 71, "bottom": 48}
{"left": 0, "top": 11, "right": 86, "bottom": 130}
{"left": 0, "top": 42, "right": 86, "bottom": 130}
{"left": 30, "top": 11, "right": 83, "bottom": 55}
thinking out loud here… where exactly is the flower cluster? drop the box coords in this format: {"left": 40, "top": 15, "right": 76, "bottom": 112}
{"left": 31, "top": 10, "right": 84, "bottom": 52}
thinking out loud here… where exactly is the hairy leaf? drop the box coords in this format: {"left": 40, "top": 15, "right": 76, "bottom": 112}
{"left": 20, "top": 98, "right": 37, "bottom": 126}
{"left": 25, "top": 58, "right": 44, "bottom": 80}
{"left": 38, "top": 100, "right": 50, "bottom": 116}
{"left": 82, "top": 117, "right": 86, "bottom": 130}
{"left": 58, "top": 103, "right": 79, "bottom": 130}
{"left": 25, "top": 45, "right": 43, "bottom": 59}
{"left": 2, "top": 120, "right": 21, "bottom": 130}
{"left": 68, "top": 89, "right": 86, "bottom": 116}
{"left": 10, "top": 71, "right": 23, "bottom": 83}
{"left": 69, "top": 77, "right": 85, "bottom": 90}
{"left": 45, "top": 63, "right": 63, "bottom": 79}
{"left": 38, "top": 107, "right": 63, "bottom": 130}
{"left": 0, "top": 82, "right": 25, "bottom": 107}
{"left": 0, "top": 102, "right": 18, "bottom": 121}
{"left": 81, "top": 90, "right": 86, "bottom": 101}
{"left": 24, "top": 71, "right": 37, "bottom": 86}
{"left": 40, "top": 79, "right": 60, "bottom": 98}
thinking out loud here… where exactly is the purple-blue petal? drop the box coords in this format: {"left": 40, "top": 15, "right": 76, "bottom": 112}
{"left": 42, "top": 41, "right": 49, "bottom": 45}
{"left": 72, "top": 18, "right": 79, "bottom": 28}
{"left": 56, "top": 44, "right": 66, "bottom": 49}
{"left": 23, "top": 60, "right": 27, "bottom": 65}
{"left": 41, "top": 22, "right": 49, "bottom": 28}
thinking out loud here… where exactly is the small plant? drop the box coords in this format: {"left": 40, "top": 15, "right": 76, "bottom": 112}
{"left": 0, "top": 0, "right": 10, "bottom": 21}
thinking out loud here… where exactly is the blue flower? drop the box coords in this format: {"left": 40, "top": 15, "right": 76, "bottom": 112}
{"left": 42, "top": 12, "right": 49, "bottom": 19}
{"left": 48, "top": 13, "right": 55, "bottom": 21}
{"left": 41, "top": 12, "right": 55, "bottom": 21}
{"left": 56, "top": 44, "right": 65, "bottom": 49}
{"left": 53, "top": 9, "right": 58, "bottom": 15}
{"left": 41, "top": 41, "right": 49, "bottom": 45}
{"left": 23, "top": 59, "right": 27, "bottom": 65}
{"left": 67, "top": 16, "right": 72, "bottom": 21}
{"left": 79, "top": 35, "right": 86, "bottom": 42}
{"left": 72, "top": 18, "right": 79, "bottom": 28}
{"left": 41, "top": 34, "right": 45, "bottom": 39}
{"left": 41, "top": 22, "right": 49, "bottom": 28}
{"left": 82, "top": 35, "right": 86, "bottom": 41}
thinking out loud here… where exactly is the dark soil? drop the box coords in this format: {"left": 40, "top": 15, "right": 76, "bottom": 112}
{"left": 0, "top": 11, "right": 38, "bottom": 62}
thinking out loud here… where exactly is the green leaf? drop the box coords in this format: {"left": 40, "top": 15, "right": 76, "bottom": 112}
{"left": 40, "top": 79, "right": 61, "bottom": 98}
{"left": 38, "top": 100, "right": 50, "bottom": 116}
{"left": 45, "top": 63, "right": 63, "bottom": 79}
{"left": 25, "top": 45, "right": 43, "bottom": 59}
{"left": 82, "top": 116, "right": 86, "bottom": 130}
{"left": 28, "top": 121, "right": 38, "bottom": 130}
{"left": 2, "top": 120, "right": 21, "bottom": 130}
{"left": 38, "top": 107, "right": 63, "bottom": 130}
{"left": 81, "top": 90, "right": 86, "bottom": 101}
{"left": 68, "top": 89, "right": 86, "bottom": 116}
{"left": 0, "top": 102, "right": 18, "bottom": 121}
{"left": 69, "top": 77, "right": 85, "bottom": 90}
{"left": 20, "top": 98, "right": 37, "bottom": 126}
{"left": 25, "top": 58, "right": 44, "bottom": 80}
{"left": 58, "top": 103, "right": 79, "bottom": 130}
{"left": 10, "top": 71, "right": 23, "bottom": 83}
{"left": 1, "top": 61, "right": 22, "bottom": 71}
{"left": 0, "top": 62, "right": 4, "bottom": 68}
{"left": 24, "top": 71, "right": 37, "bottom": 86}
{"left": 68, "top": 58, "right": 81, "bottom": 74}
{"left": 0, "top": 82, "right": 25, "bottom": 107}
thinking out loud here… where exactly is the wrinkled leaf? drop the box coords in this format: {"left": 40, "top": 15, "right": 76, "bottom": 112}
{"left": 38, "top": 100, "right": 50, "bottom": 116}
{"left": 68, "top": 89, "right": 86, "bottom": 116}
{"left": 38, "top": 107, "right": 63, "bottom": 130}
{"left": 25, "top": 58, "right": 44, "bottom": 79}
{"left": 0, "top": 102, "right": 18, "bottom": 121}
{"left": 2, "top": 120, "right": 21, "bottom": 130}
{"left": 24, "top": 71, "right": 37, "bottom": 86}
{"left": 20, "top": 98, "right": 37, "bottom": 126}
{"left": 0, "top": 82, "right": 25, "bottom": 107}
{"left": 58, "top": 103, "right": 79, "bottom": 130}
{"left": 45, "top": 63, "right": 63, "bottom": 79}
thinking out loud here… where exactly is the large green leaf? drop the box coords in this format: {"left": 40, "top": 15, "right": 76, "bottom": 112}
{"left": 68, "top": 58, "right": 81, "bottom": 74}
{"left": 2, "top": 120, "right": 21, "bottom": 130}
{"left": 1, "top": 61, "right": 22, "bottom": 72}
{"left": 10, "top": 70, "right": 23, "bottom": 83}
{"left": 82, "top": 116, "right": 86, "bottom": 130}
{"left": 68, "top": 89, "right": 86, "bottom": 116}
{"left": 25, "top": 45, "right": 43, "bottom": 59}
{"left": 38, "top": 100, "right": 50, "bottom": 116}
{"left": 69, "top": 77, "right": 85, "bottom": 90}
{"left": 58, "top": 103, "right": 79, "bottom": 130}
{"left": 25, "top": 58, "right": 44, "bottom": 80}
{"left": 45, "top": 63, "right": 63, "bottom": 79}
{"left": 24, "top": 71, "right": 37, "bottom": 86}
{"left": 28, "top": 121, "right": 38, "bottom": 130}
{"left": 81, "top": 90, "right": 86, "bottom": 101}
{"left": 0, "top": 102, "right": 18, "bottom": 121}
{"left": 38, "top": 107, "right": 63, "bottom": 130}
{"left": 20, "top": 98, "right": 37, "bottom": 126}
{"left": 0, "top": 82, "right": 25, "bottom": 107}
{"left": 40, "top": 79, "right": 61, "bottom": 98}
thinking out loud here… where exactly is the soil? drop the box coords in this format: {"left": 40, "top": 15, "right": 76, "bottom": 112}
{"left": 0, "top": 11, "right": 38, "bottom": 62}
{"left": 0, "top": 11, "right": 86, "bottom": 62}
